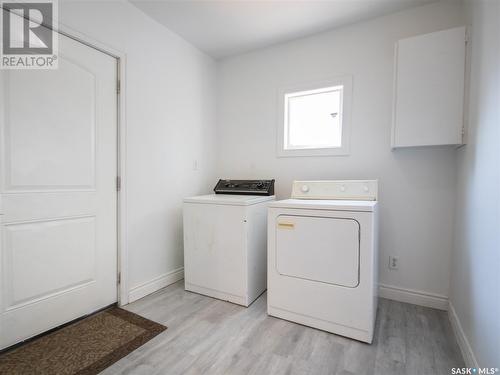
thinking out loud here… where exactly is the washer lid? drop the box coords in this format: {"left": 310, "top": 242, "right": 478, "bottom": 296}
{"left": 184, "top": 194, "right": 275, "bottom": 206}
{"left": 268, "top": 199, "right": 377, "bottom": 212}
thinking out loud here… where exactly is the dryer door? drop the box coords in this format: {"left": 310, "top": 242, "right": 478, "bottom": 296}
{"left": 275, "top": 215, "right": 360, "bottom": 287}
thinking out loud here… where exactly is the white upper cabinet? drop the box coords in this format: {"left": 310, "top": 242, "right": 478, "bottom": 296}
{"left": 391, "top": 26, "right": 467, "bottom": 148}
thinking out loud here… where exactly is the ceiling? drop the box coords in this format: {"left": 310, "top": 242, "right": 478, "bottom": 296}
{"left": 130, "top": 0, "right": 436, "bottom": 59}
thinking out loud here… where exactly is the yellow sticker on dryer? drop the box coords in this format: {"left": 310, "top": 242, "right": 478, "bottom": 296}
{"left": 277, "top": 222, "right": 295, "bottom": 229}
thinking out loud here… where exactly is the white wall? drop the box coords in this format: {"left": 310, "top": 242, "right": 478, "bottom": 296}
{"left": 59, "top": 0, "right": 217, "bottom": 302}
{"left": 216, "top": 1, "right": 464, "bottom": 306}
{"left": 450, "top": 0, "right": 500, "bottom": 367}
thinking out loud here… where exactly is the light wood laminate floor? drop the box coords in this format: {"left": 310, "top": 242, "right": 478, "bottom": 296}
{"left": 103, "top": 281, "right": 463, "bottom": 375}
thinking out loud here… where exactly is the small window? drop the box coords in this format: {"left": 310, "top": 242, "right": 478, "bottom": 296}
{"left": 277, "top": 77, "right": 352, "bottom": 157}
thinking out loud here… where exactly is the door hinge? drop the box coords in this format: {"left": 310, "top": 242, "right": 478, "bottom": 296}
{"left": 116, "top": 80, "right": 121, "bottom": 94}
{"left": 116, "top": 176, "right": 121, "bottom": 192}
{"left": 117, "top": 272, "right": 121, "bottom": 285}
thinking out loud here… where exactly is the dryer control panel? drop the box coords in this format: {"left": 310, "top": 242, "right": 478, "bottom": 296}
{"left": 291, "top": 180, "right": 378, "bottom": 201}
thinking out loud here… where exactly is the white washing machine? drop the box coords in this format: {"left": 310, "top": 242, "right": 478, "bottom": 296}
{"left": 183, "top": 180, "right": 275, "bottom": 307}
{"left": 267, "top": 180, "right": 378, "bottom": 343}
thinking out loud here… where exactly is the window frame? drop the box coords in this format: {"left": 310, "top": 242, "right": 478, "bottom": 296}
{"left": 277, "top": 76, "right": 352, "bottom": 157}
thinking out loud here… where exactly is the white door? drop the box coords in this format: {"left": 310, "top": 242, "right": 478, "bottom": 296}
{"left": 276, "top": 215, "right": 360, "bottom": 287}
{"left": 0, "top": 33, "right": 118, "bottom": 349}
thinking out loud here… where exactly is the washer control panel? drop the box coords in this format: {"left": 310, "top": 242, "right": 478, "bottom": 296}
{"left": 291, "top": 180, "right": 378, "bottom": 201}
{"left": 214, "top": 179, "right": 275, "bottom": 196}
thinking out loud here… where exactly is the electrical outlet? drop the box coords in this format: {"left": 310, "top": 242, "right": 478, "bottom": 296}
{"left": 389, "top": 256, "right": 399, "bottom": 270}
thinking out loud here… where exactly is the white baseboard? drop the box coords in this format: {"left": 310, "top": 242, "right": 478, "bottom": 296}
{"left": 448, "top": 301, "right": 479, "bottom": 368}
{"left": 128, "top": 267, "right": 184, "bottom": 303}
{"left": 378, "top": 283, "right": 448, "bottom": 310}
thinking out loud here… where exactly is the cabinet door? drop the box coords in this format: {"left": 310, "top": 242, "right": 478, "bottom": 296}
{"left": 392, "top": 26, "right": 466, "bottom": 148}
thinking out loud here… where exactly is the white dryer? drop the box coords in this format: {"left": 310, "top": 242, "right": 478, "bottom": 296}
{"left": 267, "top": 180, "right": 378, "bottom": 343}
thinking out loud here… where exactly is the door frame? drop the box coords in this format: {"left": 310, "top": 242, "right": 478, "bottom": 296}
{"left": 0, "top": 8, "right": 132, "bottom": 306}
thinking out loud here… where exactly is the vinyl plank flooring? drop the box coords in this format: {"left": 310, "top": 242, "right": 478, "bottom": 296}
{"left": 404, "top": 302, "right": 438, "bottom": 375}
{"left": 374, "top": 299, "right": 407, "bottom": 374}
{"left": 104, "top": 281, "right": 464, "bottom": 375}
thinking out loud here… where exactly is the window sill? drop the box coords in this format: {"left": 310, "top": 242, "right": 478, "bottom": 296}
{"left": 277, "top": 147, "right": 350, "bottom": 158}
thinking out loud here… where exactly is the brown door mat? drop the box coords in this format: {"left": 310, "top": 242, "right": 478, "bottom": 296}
{"left": 0, "top": 307, "right": 167, "bottom": 375}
